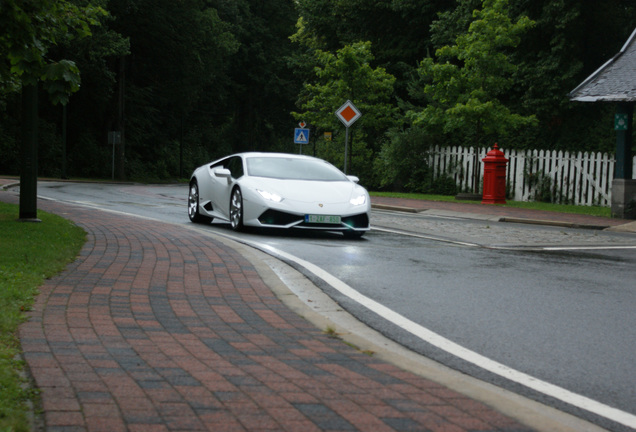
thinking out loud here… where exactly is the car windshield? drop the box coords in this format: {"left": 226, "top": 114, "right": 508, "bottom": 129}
{"left": 246, "top": 157, "right": 348, "bottom": 181}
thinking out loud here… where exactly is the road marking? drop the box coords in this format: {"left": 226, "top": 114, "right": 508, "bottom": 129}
{"left": 372, "top": 226, "right": 480, "bottom": 248}
{"left": 542, "top": 245, "right": 636, "bottom": 251}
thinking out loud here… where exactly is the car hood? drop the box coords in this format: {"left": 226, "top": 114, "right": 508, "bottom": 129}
{"left": 246, "top": 177, "right": 364, "bottom": 204}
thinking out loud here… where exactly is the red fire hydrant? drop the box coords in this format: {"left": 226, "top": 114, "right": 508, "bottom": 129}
{"left": 482, "top": 143, "right": 508, "bottom": 204}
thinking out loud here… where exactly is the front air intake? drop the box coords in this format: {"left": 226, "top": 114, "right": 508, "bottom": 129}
{"left": 258, "top": 210, "right": 303, "bottom": 226}
{"left": 342, "top": 213, "right": 369, "bottom": 229}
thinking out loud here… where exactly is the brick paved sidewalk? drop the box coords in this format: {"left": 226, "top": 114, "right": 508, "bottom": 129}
{"left": 1, "top": 194, "right": 538, "bottom": 432}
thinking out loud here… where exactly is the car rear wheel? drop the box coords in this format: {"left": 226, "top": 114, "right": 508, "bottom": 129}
{"left": 230, "top": 187, "right": 244, "bottom": 231}
{"left": 188, "top": 181, "right": 212, "bottom": 224}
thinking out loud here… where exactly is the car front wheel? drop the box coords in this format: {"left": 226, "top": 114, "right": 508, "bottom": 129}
{"left": 230, "top": 187, "right": 244, "bottom": 231}
{"left": 188, "top": 181, "right": 212, "bottom": 224}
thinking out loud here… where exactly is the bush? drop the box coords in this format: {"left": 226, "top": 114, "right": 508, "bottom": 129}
{"left": 375, "top": 127, "right": 433, "bottom": 192}
{"left": 428, "top": 174, "right": 457, "bottom": 195}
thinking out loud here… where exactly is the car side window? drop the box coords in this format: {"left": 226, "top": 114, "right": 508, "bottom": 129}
{"left": 211, "top": 159, "right": 226, "bottom": 171}
{"left": 227, "top": 157, "right": 244, "bottom": 179}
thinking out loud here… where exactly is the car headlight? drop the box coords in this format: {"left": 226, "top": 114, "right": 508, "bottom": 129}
{"left": 349, "top": 194, "right": 366, "bottom": 206}
{"left": 257, "top": 189, "right": 283, "bottom": 203}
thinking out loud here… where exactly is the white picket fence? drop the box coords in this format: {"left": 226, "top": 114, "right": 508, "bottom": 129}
{"left": 430, "top": 145, "right": 636, "bottom": 206}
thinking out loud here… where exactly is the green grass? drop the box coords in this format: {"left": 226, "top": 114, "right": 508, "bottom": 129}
{"left": 0, "top": 201, "right": 85, "bottom": 432}
{"left": 370, "top": 191, "right": 612, "bottom": 218}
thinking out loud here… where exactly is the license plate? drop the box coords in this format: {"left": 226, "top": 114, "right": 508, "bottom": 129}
{"left": 305, "top": 214, "right": 341, "bottom": 224}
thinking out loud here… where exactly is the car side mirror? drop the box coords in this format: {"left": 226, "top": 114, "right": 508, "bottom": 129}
{"left": 213, "top": 168, "right": 232, "bottom": 178}
{"left": 347, "top": 175, "right": 360, "bottom": 183}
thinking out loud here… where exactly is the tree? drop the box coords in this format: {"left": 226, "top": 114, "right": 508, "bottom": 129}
{"left": 509, "top": 0, "right": 636, "bottom": 151}
{"left": 107, "top": 0, "right": 239, "bottom": 178}
{"left": 292, "top": 42, "right": 399, "bottom": 185}
{"left": 1, "top": 0, "right": 105, "bottom": 219}
{"left": 425, "top": 0, "right": 636, "bottom": 152}
{"left": 295, "top": 0, "right": 453, "bottom": 98}
{"left": 1, "top": 0, "right": 105, "bottom": 103}
{"left": 409, "top": 0, "right": 537, "bottom": 146}
{"left": 104, "top": 0, "right": 299, "bottom": 179}
{"left": 216, "top": 0, "right": 300, "bottom": 154}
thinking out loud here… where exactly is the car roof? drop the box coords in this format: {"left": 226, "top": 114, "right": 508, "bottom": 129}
{"left": 236, "top": 152, "right": 318, "bottom": 160}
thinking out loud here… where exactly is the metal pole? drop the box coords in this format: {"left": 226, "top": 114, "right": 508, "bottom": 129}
{"left": 112, "top": 135, "right": 115, "bottom": 180}
{"left": 344, "top": 126, "right": 349, "bottom": 174}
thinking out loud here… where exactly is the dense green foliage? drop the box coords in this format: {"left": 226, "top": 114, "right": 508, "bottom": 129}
{"left": 1, "top": 0, "right": 635, "bottom": 189}
{"left": 0, "top": 201, "right": 86, "bottom": 431}
{"left": 410, "top": 0, "right": 538, "bottom": 140}
{"left": 292, "top": 42, "right": 399, "bottom": 184}
{"left": 0, "top": 0, "right": 105, "bottom": 100}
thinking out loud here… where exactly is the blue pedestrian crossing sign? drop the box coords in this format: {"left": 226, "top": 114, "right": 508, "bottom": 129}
{"left": 294, "top": 128, "right": 310, "bottom": 144}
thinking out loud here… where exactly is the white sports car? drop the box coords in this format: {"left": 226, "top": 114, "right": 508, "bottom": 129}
{"left": 188, "top": 152, "right": 371, "bottom": 238}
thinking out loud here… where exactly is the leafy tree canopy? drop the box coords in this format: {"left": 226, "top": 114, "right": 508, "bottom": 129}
{"left": 294, "top": 0, "right": 453, "bottom": 99}
{"left": 409, "top": 0, "right": 537, "bottom": 144}
{"left": 1, "top": 0, "right": 106, "bottom": 104}
{"left": 292, "top": 41, "right": 399, "bottom": 183}
{"left": 294, "top": 42, "right": 397, "bottom": 128}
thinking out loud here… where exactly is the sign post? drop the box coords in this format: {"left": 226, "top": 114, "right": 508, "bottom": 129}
{"left": 294, "top": 121, "right": 310, "bottom": 154}
{"left": 335, "top": 100, "right": 361, "bottom": 174}
{"left": 108, "top": 131, "right": 121, "bottom": 180}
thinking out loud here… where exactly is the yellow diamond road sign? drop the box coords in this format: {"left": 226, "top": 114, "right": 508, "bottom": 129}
{"left": 336, "top": 100, "right": 361, "bottom": 127}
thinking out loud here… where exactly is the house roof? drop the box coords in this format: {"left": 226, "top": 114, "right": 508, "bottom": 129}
{"left": 569, "top": 28, "right": 636, "bottom": 102}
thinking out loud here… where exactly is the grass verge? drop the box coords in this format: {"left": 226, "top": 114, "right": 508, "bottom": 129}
{"left": 0, "top": 201, "right": 85, "bottom": 432}
{"left": 370, "top": 191, "right": 612, "bottom": 218}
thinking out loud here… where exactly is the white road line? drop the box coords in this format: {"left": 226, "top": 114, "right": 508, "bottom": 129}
{"left": 543, "top": 245, "right": 636, "bottom": 251}
{"left": 372, "top": 226, "right": 481, "bottom": 247}
{"left": 254, "top": 241, "right": 636, "bottom": 430}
